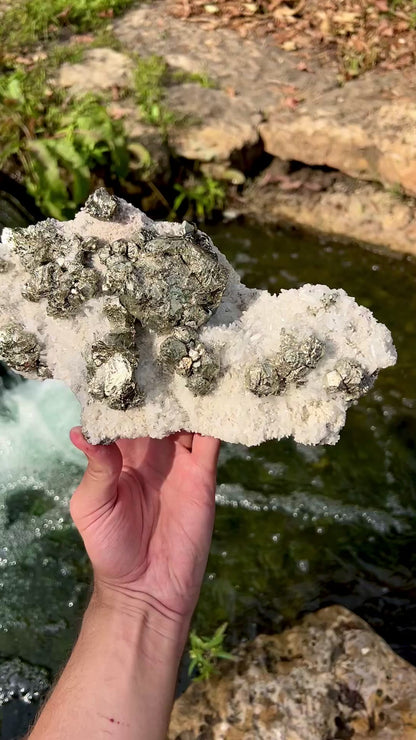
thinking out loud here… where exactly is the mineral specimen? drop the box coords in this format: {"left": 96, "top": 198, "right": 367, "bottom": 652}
{"left": 0, "top": 189, "right": 397, "bottom": 446}
{"left": 84, "top": 188, "right": 119, "bottom": 220}
{"left": 326, "top": 359, "right": 375, "bottom": 400}
{"left": 119, "top": 232, "right": 228, "bottom": 332}
{"left": 246, "top": 333, "right": 325, "bottom": 397}
{"left": 0, "top": 324, "right": 41, "bottom": 373}
{"left": 160, "top": 327, "right": 220, "bottom": 395}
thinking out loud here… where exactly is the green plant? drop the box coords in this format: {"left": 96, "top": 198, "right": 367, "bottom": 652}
{"left": 171, "top": 177, "right": 226, "bottom": 221}
{"left": 133, "top": 56, "right": 175, "bottom": 128}
{"left": 172, "top": 70, "right": 217, "bottom": 89}
{"left": 188, "top": 623, "right": 236, "bottom": 682}
{"left": 0, "top": 65, "right": 129, "bottom": 219}
{"left": 0, "top": 0, "right": 138, "bottom": 54}
{"left": 28, "top": 95, "right": 129, "bottom": 218}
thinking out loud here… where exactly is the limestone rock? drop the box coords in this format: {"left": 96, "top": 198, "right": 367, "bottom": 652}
{"left": 0, "top": 189, "right": 396, "bottom": 446}
{"left": 166, "top": 84, "right": 261, "bottom": 163}
{"left": 260, "top": 75, "right": 416, "bottom": 197}
{"left": 244, "top": 162, "right": 416, "bottom": 258}
{"left": 58, "top": 48, "right": 134, "bottom": 94}
{"left": 169, "top": 606, "right": 416, "bottom": 740}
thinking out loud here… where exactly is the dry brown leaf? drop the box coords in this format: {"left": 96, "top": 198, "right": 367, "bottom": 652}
{"left": 71, "top": 34, "right": 95, "bottom": 44}
{"left": 279, "top": 178, "right": 303, "bottom": 190}
{"left": 283, "top": 96, "right": 300, "bottom": 108}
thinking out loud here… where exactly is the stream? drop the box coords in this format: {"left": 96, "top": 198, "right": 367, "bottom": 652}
{"left": 0, "top": 215, "right": 415, "bottom": 737}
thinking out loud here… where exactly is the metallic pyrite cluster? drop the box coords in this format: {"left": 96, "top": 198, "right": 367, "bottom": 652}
{"left": 159, "top": 327, "right": 220, "bottom": 396}
{"left": 0, "top": 323, "right": 41, "bottom": 373}
{"left": 246, "top": 333, "right": 325, "bottom": 397}
{"left": 1, "top": 189, "right": 231, "bottom": 409}
{"left": 325, "top": 358, "right": 374, "bottom": 400}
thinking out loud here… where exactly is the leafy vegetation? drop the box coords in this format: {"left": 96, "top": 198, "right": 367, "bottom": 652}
{"left": 0, "top": 61, "right": 129, "bottom": 219}
{"left": 172, "top": 177, "right": 226, "bottom": 222}
{"left": 0, "top": 0, "right": 137, "bottom": 54}
{"left": 188, "top": 623, "right": 236, "bottom": 681}
{"left": 133, "top": 55, "right": 177, "bottom": 128}
{"left": 0, "top": 0, "right": 229, "bottom": 221}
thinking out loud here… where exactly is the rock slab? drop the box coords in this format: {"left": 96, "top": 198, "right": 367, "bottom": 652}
{"left": 169, "top": 606, "right": 416, "bottom": 740}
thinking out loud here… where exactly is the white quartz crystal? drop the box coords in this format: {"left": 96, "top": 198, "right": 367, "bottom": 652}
{"left": 0, "top": 191, "right": 396, "bottom": 446}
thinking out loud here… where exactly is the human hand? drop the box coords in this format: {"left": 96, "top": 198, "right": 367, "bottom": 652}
{"left": 69, "top": 429, "right": 220, "bottom": 624}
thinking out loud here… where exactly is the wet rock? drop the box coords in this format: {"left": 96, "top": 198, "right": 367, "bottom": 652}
{"left": 0, "top": 657, "right": 49, "bottom": 706}
{"left": 169, "top": 606, "right": 416, "bottom": 740}
{"left": 245, "top": 163, "right": 416, "bottom": 259}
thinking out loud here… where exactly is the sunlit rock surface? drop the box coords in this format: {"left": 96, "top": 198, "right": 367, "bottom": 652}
{"left": 0, "top": 189, "right": 396, "bottom": 445}
{"left": 169, "top": 606, "right": 416, "bottom": 740}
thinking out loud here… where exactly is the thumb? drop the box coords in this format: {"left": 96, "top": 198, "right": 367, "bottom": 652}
{"left": 69, "top": 426, "right": 122, "bottom": 527}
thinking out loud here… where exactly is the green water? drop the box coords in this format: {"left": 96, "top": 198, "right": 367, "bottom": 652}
{"left": 0, "top": 222, "right": 415, "bottom": 736}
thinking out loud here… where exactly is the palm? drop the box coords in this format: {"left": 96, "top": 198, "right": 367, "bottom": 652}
{"left": 70, "top": 432, "right": 219, "bottom": 617}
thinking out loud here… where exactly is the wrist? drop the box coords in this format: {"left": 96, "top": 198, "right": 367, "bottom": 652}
{"left": 88, "top": 582, "right": 192, "bottom": 657}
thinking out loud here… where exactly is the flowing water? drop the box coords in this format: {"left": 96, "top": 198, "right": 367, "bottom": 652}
{"left": 0, "top": 218, "right": 415, "bottom": 737}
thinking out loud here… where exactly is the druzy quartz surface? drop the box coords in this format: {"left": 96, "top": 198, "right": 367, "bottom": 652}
{"left": 0, "top": 189, "right": 396, "bottom": 445}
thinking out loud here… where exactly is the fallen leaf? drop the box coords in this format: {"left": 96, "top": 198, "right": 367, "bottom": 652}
{"left": 304, "top": 180, "right": 324, "bottom": 192}
{"left": 283, "top": 96, "right": 301, "bottom": 108}
{"left": 279, "top": 178, "right": 303, "bottom": 190}
{"left": 71, "top": 34, "right": 95, "bottom": 44}
{"left": 57, "top": 6, "right": 72, "bottom": 20}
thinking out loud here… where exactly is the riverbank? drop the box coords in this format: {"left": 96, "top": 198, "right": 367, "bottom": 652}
{"left": 2, "top": 1, "right": 416, "bottom": 255}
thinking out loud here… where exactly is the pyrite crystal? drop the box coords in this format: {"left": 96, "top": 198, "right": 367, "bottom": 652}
{"left": 326, "top": 359, "right": 374, "bottom": 400}
{"left": 246, "top": 333, "right": 325, "bottom": 397}
{"left": 0, "top": 189, "right": 396, "bottom": 446}
{"left": 159, "top": 327, "right": 220, "bottom": 395}
{"left": 84, "top": 188, "right": 119, "bottom": 220}
{"left": 119, "top": 233, "right": 228, "bottom": 332}
{"left": 0, "top": 324, "right": 41, "bottom": 373}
